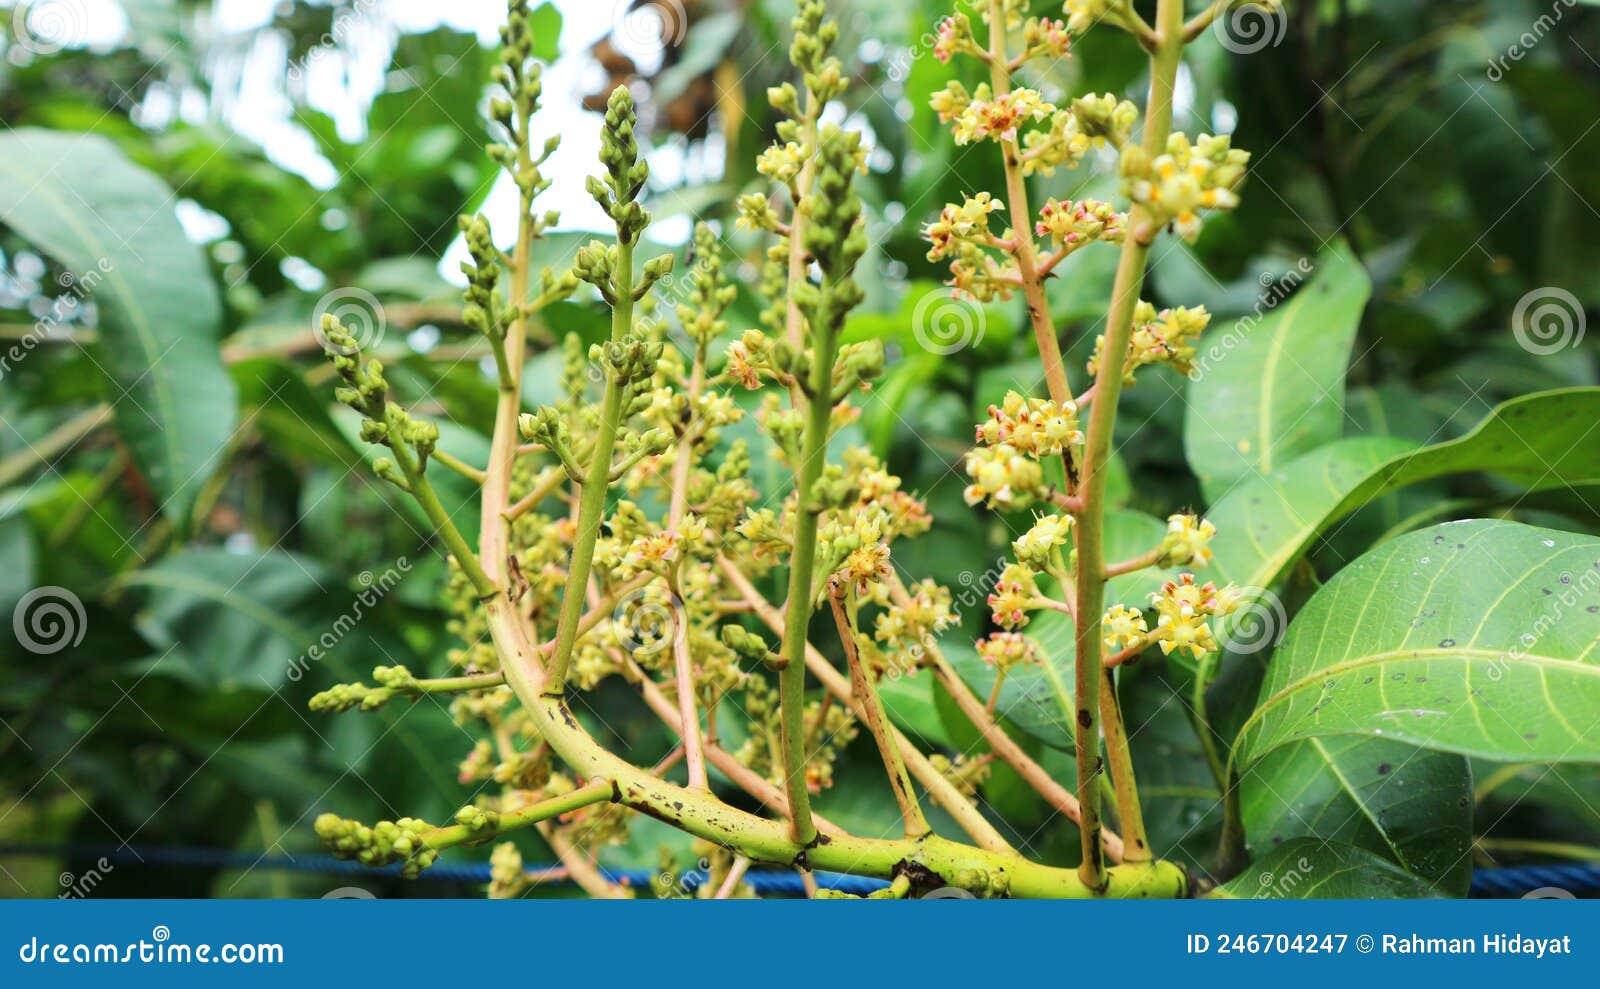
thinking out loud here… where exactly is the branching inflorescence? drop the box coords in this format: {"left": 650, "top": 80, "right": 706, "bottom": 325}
{"left": 312, "top": 0, "right": 1269, "bottom": 899}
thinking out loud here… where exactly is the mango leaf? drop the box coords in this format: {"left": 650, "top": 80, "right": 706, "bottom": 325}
{"left": 1242, "top": 736, "right": 1472, "bottom": 896}
{"left": 1213, "top": 839, "right": 1440, "bottom": 898}
{"left": 1184, "top": 242, "right": 1370, "bottom": 502}
{"left": 116, "top": 548, "right": 326, "bottom": 690}
{"left": 0, "top": 129, "right": 236, "bottom": 532}
{"left": 1236, "top": 520, "right": 1600, "bottom": 770}
{"left": 1209, "top": 388, "right": 1600, "bottom": 596}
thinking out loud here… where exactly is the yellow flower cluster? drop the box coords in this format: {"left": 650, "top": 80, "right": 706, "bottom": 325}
{"left": 976, "top": 631, "right": 1041, "bottom": 672}
{"left": 987, "top": 563, "right": 1040, "bottom": 630}
{"left": 952, "top": 86, "right": 1054, "bottom": 144}
{"left": 1160, "top": 513, "right": 1216, "bottom": 568}
{"left": 1088, "top": 300, "right": 1211, "bottom": 383}
{"left": 1021, "top": 17, "right": 1074, "bottom": 61}
{"left": 1125, "top": 132, "right": 1249, "bottom": 241}
{"left": 976, "top": 390, "right": 1083, "bottom": 457}
{"left": 1013, "top": 513, "right": 1073, "bottom": 568}
{"left": 1035, "top": 197, "right": 1126, "bottom": 251}
{"left": 1149, "top": 574, "right": 1242, "bottom": 659}
{"left": 1064, "top": 0, "right": 1113, "bottom": 34}
{"left": 756, "top": 141, "right": 806, "bottom": 187}
{"left": 874, "top": 578, "right": 956, "bottom": 650}
{"left": 963, "top": 444, "right": 1045, "bottom": 509}
{"left": 963, "top": 391, "right": 1080, "bottom": 509}
{"left": 925, "top": 192, "right": 1001, "bottom": 263}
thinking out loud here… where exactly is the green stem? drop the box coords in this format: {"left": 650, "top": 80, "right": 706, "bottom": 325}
{"left": 545, "top": 241, "right": 633, "bottom": 692}
{"left": 488, "top": 585, "right": 1186, "bottom": 898}
{"left": 1070, "top": 0, "right": 1186, "bottom": 886}
{"left": 0, "top": 403, "right": 111, "bottom": 489}
{"left": 1190, "top": 653, "right": 1228, "bottom": 790}
{"left": 775, "top": 307, "right": 837, "bottom": 846}
{"left": 1475, "top": 838, "right": 1600, "bottom": 863}
{"left": 392, "top": 441, "right": 497, "bottom": 600}
{"left": 829, "top": 586, "right": 929, "bottom": 839}
{"left": 424, "top": 779, "right": 615, "bottom": 853}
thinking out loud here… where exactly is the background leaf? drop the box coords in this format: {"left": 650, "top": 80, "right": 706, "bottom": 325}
{"left": 1213, "top": 839, "right": 1440, "bottom": 899}
{"left": 1184, "top": 242, "right": 1371, "bottom": 503}
{"left": 0, "top": 129, "right": 236, "bottom": 531}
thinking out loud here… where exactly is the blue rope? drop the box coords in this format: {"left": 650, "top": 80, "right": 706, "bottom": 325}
{"left": 0, "top": 843, "right": 887, "bottom": 897}
{"left": 4, "top": 843, "right": 1594, "bottom": 898}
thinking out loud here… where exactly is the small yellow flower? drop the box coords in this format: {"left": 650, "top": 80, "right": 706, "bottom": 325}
{"left": 954, "top": 88, "right": 1054, "bottom": 144}
{"left": 1014, "top": 513, "right": 1073, "bottom": 568}
{"left": 1160, "top": 513, "right": 1216, "bottom": 568}
{"left": 1153, "top": 610, "right": 1219, "bottom": 659}
{"left": 757, "top": 141, "right": 806, "bottom": 185}
{"left": 1102, "top": 604, "right": 1148, "bottom": 650}
{"left": 963, "top": 443, "right": 1045, "bottom": 509}
{"left": 839, "top": 542, "right": 892, "bottom": 595}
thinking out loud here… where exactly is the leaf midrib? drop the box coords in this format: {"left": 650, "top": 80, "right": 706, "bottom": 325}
{"left": 0, "top": 148, "right": 185, "bottom": 487}
{"left": 1237, "top": 646, "right": 1600, "bottom": 758}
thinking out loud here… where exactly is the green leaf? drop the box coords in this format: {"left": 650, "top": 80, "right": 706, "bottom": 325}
{"left": 1209, "top": 388, "right": 1600, "bottom": 596}
{"left": 1213, "top": 839, "right": 1440, "bottom": 898}
{"left": 878, "top": 669, "right": 953, "bottom": 748}
{"left": 0, "top": 129, "right": 236, "bottom": 531}
{"left": 116, "top": 548, "right": 325, "bottom": 690}
{"left": 1243, "top": 737, "right": 1472, "bottom": 896}
{"left": 1184, "top": 242, "right": 1370, "bottom": 502}
{"left": 1237, "top": 520, "right": 1600, "bottom": 769}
